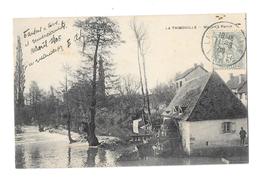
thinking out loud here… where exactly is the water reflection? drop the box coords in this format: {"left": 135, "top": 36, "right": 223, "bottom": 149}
{"left": 85, "top": 148, "right": 98, "bottom": 167}
{"left": 15, "top": 126, "right": 121, "bottom": 168}
{"left": 30, "top": 145, "right": 41, "bottom": 167}
{"left": 98, "top": 148, "right": 107, "bottom": 165}
{"left": 15, "top": 126, "right": 225, "bottom": 168}
{"left": 67, "top": 147, "right": 71, "bottom": 168}
{"left": 15, "top": 145, "right": 25, "bottom": 168}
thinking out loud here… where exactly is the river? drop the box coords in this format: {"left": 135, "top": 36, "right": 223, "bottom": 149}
{"left": 15, "top": 126, "right": 225, "bottom": 168}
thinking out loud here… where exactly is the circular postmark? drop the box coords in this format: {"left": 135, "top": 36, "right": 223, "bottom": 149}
{"left": 201, "top": 21, "right": 246, "bottom": 67}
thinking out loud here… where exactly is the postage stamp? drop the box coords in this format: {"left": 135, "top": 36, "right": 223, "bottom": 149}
{"left": 201, "top": 21, "right": 247, "bottom": 69}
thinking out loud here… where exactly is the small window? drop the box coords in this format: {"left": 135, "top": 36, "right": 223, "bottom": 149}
{"left": 222, "top": 122, "right": 236, "bottom": 133}
{"left": 180, "top": 81, "right": 182, "bottom": 87}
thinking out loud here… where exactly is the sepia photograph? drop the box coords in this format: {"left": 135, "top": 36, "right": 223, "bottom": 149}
{"left": 13, "top": 13, "right": 248, "bottom": 168}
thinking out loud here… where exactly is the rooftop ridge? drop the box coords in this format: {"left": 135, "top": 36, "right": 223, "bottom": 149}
{"left": 175, "top": 64, "right": 208, "bottom": 80}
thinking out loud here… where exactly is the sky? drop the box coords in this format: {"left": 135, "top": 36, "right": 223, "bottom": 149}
{"left": 13, "top": 14, "right": 247, "bottom": 93}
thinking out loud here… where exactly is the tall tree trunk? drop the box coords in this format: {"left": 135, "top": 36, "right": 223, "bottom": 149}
{"left": 67, "top": 114, "right": 74, "bottom": 143}
{"left": 34, "top": 104, "right": 43, "bottom": 132}
{"left": 141, "top": 51, "right": 151, "bottom": 120}
{"left": 66, "top": 106, "right": 74, "bottom": 143}
{"left": 67, "top": 105, "right": 75, "bottom": 143}
{"left": 65, "top": 72, "right": 74, "bottom": 143}
{"left": 88, "top": 35, "right": 100, "bottom": 146}
{"left": 137, "top": 46, "right": 146, "bottom": 108}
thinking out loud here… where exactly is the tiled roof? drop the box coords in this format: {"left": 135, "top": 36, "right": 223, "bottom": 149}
{"left": 163, "top": 72, "right": 247, "bottom": 121}
{"left": 163, "top": 74, "right": 209, "bottom": 119}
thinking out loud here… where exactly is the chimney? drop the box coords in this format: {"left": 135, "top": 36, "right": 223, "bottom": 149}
{"left": 200, "top": 62, "right": 204, "bottom": 68}
{"left": 194, "top": 63, "right": 198, "bottom": 68}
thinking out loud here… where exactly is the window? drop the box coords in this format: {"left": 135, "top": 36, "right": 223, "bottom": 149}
{"left": 180, "top": 81, "right": 182, "bottom": 87}
{"left": 222, "top": 122, "right": 236, "bottom": 133}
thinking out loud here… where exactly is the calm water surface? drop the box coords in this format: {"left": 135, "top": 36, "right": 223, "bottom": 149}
{"left": 15, "top": 126, "right": 223, "bottom": 168}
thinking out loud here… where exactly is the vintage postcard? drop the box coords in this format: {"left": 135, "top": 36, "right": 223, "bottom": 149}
{"left": 14, "top": 13, "right": 248, "bottom": 168}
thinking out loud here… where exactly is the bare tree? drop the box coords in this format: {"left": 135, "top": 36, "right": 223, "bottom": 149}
{"left": 130, "top": 18, "right": 146, "bottom": 109}
{"left": 75, "top": 17, "right": 122, "bottom": 146}
{"left": 130, "top": 18, "right": 151, "bottom": 122}
{"left": 117, "top": 74, "right": 140, "bottom": 96}
{"left": 140, "top": 40, "right": 151, "bottom": 116}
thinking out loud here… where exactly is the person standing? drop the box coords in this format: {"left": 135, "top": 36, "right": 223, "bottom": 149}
{"left": 239, "top": 127, "right": 247, "bottom": 146}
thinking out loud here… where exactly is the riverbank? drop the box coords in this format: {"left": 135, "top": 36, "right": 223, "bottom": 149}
{"left": 47, "top": 127, "right": 126, "bottom": 146}
{"left": 46, "top": 127, "right": 153, "bottom": 162}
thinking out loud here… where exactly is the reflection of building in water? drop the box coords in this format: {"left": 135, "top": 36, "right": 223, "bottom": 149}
{"left": 175, "top": 63, "right": 208, "bottom": 89}
{"left": 226, "top": 73, "right": 247, "bottom": 106}
{"left": 162, "top": 72, "right": 248, "bottom": 155}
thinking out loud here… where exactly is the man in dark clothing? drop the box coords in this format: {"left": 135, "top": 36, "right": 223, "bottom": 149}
{"left": 239, "top": 127, "right": 247, "bottom": 146}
